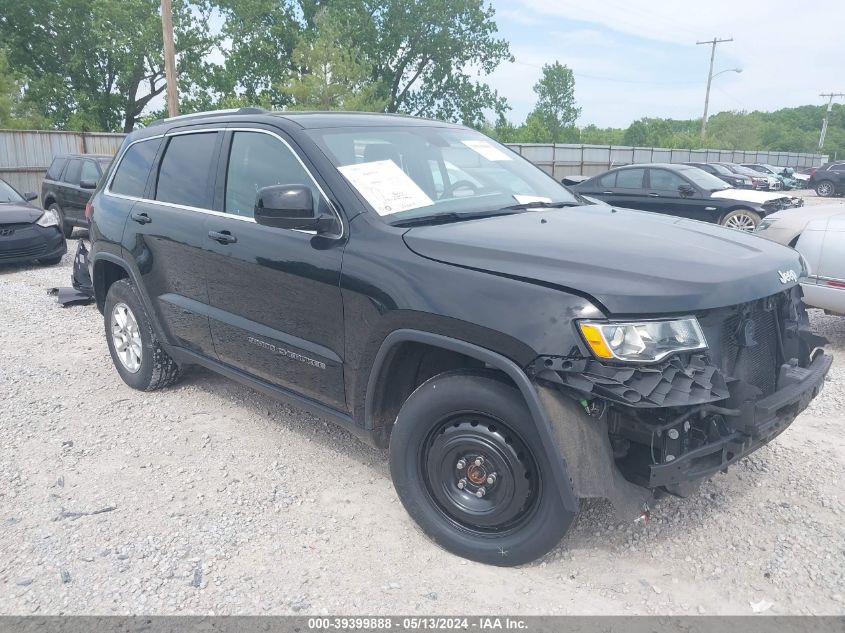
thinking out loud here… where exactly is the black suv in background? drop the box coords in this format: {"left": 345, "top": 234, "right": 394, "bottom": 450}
{"left": 42, "top": 153, "right": 112, "bottom": 237}
{"left": 88, "top": 109, "right": 829, "bottom": 566}
{"left": 808, "top": 162, "right": 845, "bottom": 197}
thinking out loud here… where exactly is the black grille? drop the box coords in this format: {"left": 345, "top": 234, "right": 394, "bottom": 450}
{"left": 720, "top": 309, "right": 779, "bottom": 396}
{"left": 0, "top": 243, "right": 49, "bottom": 260}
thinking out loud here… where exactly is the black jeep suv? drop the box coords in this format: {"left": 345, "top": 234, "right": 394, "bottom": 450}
{"left": 42, "top": 153, "right": 113, "bottom": 237}
{"left": 88, "top": 109, "right": 830, "bottom": 566}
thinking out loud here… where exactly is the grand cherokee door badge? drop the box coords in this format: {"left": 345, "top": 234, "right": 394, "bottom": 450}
{"left": 247, "top": 336, "right": 326, "bottom": 370}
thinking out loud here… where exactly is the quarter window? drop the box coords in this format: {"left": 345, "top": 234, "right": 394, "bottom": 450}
{"left": 224, "top": 131, "right": 318, "bottom": 217}
{"left": 156, "top": 132, "right": 218, "bottom": 209}
{"left": 110, "top": 138, "right": 161, "bottom": 198}
{"left": 616, "top": 168, "right": 645, "bottom": 189}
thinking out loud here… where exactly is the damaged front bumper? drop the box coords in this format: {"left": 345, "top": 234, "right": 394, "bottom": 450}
{"left": 648, "top": 350, "right": 830, "bottom": 487}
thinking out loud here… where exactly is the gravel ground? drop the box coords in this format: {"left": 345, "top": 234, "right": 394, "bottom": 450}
{"left": 0, "top": 232, "right": 843, "bottom": 617}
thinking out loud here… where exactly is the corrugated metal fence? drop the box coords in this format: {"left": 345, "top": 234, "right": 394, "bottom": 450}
{"left": 505, "top": 144, "right": 829, "bottom": 181}
{"left": 0, "top": 129, "right": 125, "bottom": 195}
{"left": 0, "top": 129, "right": 831, "bottom": 196}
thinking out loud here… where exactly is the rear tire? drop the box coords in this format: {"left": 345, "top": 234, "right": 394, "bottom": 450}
{"left": 816, "top": 180, "right": 835, "bottom": 197}
{"left": 389, "top": 370, "right": 576, "bottom": 566}
{"left": 104, "top": 279, "right": 182, "bottom": 391}
{"left": 720, "top": 208, "right": 761, "bottom": 232}
{"left": 50, "top": 203, "right": 73, "bottom": 239}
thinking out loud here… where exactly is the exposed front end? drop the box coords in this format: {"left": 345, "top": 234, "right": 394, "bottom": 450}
{"left": 533, "top": 286, "right": 829, "bottom": 494}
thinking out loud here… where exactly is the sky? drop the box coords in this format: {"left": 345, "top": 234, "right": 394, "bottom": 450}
{"left": 486, "top": 0, "right": 844, "bottom": 127}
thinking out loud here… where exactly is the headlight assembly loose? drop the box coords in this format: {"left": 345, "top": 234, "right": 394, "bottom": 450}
{"left": 36, "top": 208, "right": 60, "bottom": 228}
{"left": 578, "top": 317, "right": 707, "bottom": 363}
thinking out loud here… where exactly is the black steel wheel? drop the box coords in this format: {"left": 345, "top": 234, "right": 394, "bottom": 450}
{"left": 389, "top": 370, "right": 577, "bottom": 566}
{"left": 421, "top": 412, "right": 539, "bottom": 535}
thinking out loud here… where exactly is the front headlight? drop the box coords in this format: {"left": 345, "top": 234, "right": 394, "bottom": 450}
{"left": 578, "top": 317, "right": 707, "bottom": 363}
{"left": 35, "top": 208, "right": 60, "bottom": 228}
{"left": 756, "top": 218, "right": 777, "bottom": 232}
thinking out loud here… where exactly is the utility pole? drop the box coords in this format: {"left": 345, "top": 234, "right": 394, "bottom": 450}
{"left": 161, "top": 0, "right": 179, "bottom": 117}
{"left": 697, "top": 37, "right": 733, "bottom": 140}
{"left": 818, "top": 92, "right": 844, "bottom": 150}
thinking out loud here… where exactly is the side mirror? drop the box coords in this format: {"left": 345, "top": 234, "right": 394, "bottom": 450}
{"left": 254, "top": 184, "right": 333, "bottom": 232}
{"left": 678, "top": 184, "right": 696, "bottom": 197}
{"left": 80, "top": 179, "right": 97, "bottom": 190}
{"left": 23, "top": 192, "right": 38, "bottom": 201}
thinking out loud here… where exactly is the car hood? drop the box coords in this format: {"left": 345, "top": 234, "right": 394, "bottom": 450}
{"left": 766, "top": 204, "right": 845, "bottom": 224}
{"left": 0, "top": 203, "right": 41, "bottom": 224}
{"left": 710, "top": 189, "right": 791, "bottom": 204}
{"left": 402, "top": 205, "right": 803, "bottom": 315}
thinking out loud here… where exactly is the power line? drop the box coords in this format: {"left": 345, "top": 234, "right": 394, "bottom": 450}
{"left": 819, "top": 92, "right": 845, "bottom": 150}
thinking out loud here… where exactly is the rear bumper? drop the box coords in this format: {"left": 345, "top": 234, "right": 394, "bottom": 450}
{"left": 648, "top": 351, "right": 832, "bottom": 487}
{"left": 0, "top": 224, "right": 66, "bottom": 264}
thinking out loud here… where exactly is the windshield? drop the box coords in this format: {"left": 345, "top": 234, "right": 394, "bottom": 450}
{"left": 306, "top": 126, "right": 579, "bottom": 223}
{"left": 707, "top": 163, "right": 733, "bottom": 176}
{"left": 679, "top": 167, "right": 731, "bottom": 190}
{"left": 0, "top": 180, "right": 24, "bottom": 203}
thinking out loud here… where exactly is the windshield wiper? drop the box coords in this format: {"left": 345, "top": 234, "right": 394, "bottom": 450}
{"left": 497, "top": 201, "right": 579, "bottom": 211}
{"left": 390, "top": 209, "right": 519, "bottom": 228}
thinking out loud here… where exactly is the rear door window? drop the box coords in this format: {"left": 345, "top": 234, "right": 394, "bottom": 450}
{"left": 63, "top": 159, "right": 82, "bottom": 185}
{"left": 616, "top": 168, "right": 645, "bottom": 189}
{"left": 596, "top": 172, "right": 616, "bottom": 188}
{"left": 155, "top": 132, "right": 219, "bottom": 209}
{"left": 110, "top": 138, "right": 162, "bottom": 198}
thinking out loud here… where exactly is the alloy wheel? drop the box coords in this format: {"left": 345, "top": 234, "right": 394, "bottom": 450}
{"left": 111, "top": 302, "right": 142, "bottom": 373}
{"left": 724, "top": 213, "right": 757, "bottom": 232}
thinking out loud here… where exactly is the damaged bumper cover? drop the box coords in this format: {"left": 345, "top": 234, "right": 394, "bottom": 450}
{"left": 649, "top": 350, "right": 831, "bottom": 486}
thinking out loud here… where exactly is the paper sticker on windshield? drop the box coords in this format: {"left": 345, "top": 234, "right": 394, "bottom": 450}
{"left": 513, "top": 195, "right": 552, "bottom": 205}
{"left": 461, "top": 140, "right": 513, "bottom": 162}
{"left": 338, "top": 160, "right": 433, "bottom": 216}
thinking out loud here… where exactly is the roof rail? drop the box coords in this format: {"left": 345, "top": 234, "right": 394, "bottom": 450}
{"left": 147, "top": 107, "right": 270, "bottom": 127}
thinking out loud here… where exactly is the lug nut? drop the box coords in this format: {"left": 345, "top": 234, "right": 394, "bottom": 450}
{"left": 456, "top": 459, "right": 466, "bottom": 470}
{"left": 665, "top": 454, "right": 676, "bottom": 462}
{"left": 667, "top": 429, "right": 679, "bottom": 440}
{"left": 474, "top": 456, "right": 484, "bottom": 467}
{"left": 486, "top": 473, "right": 497, "bottom": 485}
{"left": 475, "top": 486, "right": 486, "bottom": 498}
{"left": 457, "top": 478, "right": 467, "bottom": 490}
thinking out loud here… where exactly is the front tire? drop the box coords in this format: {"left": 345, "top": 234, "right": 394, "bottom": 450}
{"left": 50, "top": 203, "right": 73, "bottom": 239}
{"left": 816, "top": 180, "right": 835, "bottom": 197}
{"left": 720, "top": 208, "right": 761, "bottom": 231}
{"left": 104, "top": 279, "right": 182, "bottom": 391}
{"left": 389, "top": 371, "right": 576, "bottom": 566}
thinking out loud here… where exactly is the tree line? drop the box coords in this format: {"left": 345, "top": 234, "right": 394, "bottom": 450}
{"left": 0, "top": 0, "right": 842, "bottom": 159}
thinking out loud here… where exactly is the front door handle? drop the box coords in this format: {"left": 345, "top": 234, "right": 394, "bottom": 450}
{"left": 602, "top": 191, "right": 614, "bottom": 195}
{"left": 130, "top": 211, "right": 152, "bottom": 224}
{"left": 208, "top": 230, "right": 237, "bottom": 245}
{"left": 648, "top": 192, "right": 660, "bottom": 197}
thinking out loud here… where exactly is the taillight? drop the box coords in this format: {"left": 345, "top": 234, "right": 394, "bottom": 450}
{"left": 84, "top": 201, "right": 94, "bottom": 220}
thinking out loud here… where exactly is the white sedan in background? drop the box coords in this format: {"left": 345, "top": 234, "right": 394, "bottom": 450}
{"left": 755, "top": 204, "right": 845, "bottom": 314}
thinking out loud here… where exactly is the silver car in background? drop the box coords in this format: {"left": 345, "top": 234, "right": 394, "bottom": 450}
{"left": 756, "top": 204, "right": 845, "bottom": 314}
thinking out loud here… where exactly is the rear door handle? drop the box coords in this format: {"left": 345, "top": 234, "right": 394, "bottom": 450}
{"left": 130, "top": 211, "right": 152, "bottom": 224}
{"left": 208, "top": 230, "right": 237, "bottom": 245}
{"left": 648, "top": 192, "right": 660, "bottom": 197}
{"left": 602, "top": 191, "right": 614, "bottom": 195}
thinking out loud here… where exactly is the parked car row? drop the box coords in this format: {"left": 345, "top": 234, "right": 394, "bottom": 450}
{"left": 571, "top": 162, "right": 802, "bottom": 231}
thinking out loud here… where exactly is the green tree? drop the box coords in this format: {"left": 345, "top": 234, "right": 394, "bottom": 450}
{"left": 279, "top": 8, "right": 386, "bottom": 111}
{"left": 0, "top": 0, "right": 216, "bottom": 132}
{"left": 527, "top": 61, "right": 579, "bottom": 142}
{"left": 0, "top": 49, "right": 49, "bottom": 129}
{"left": 207, "top": 0, "right": 512, "bottom": 125}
